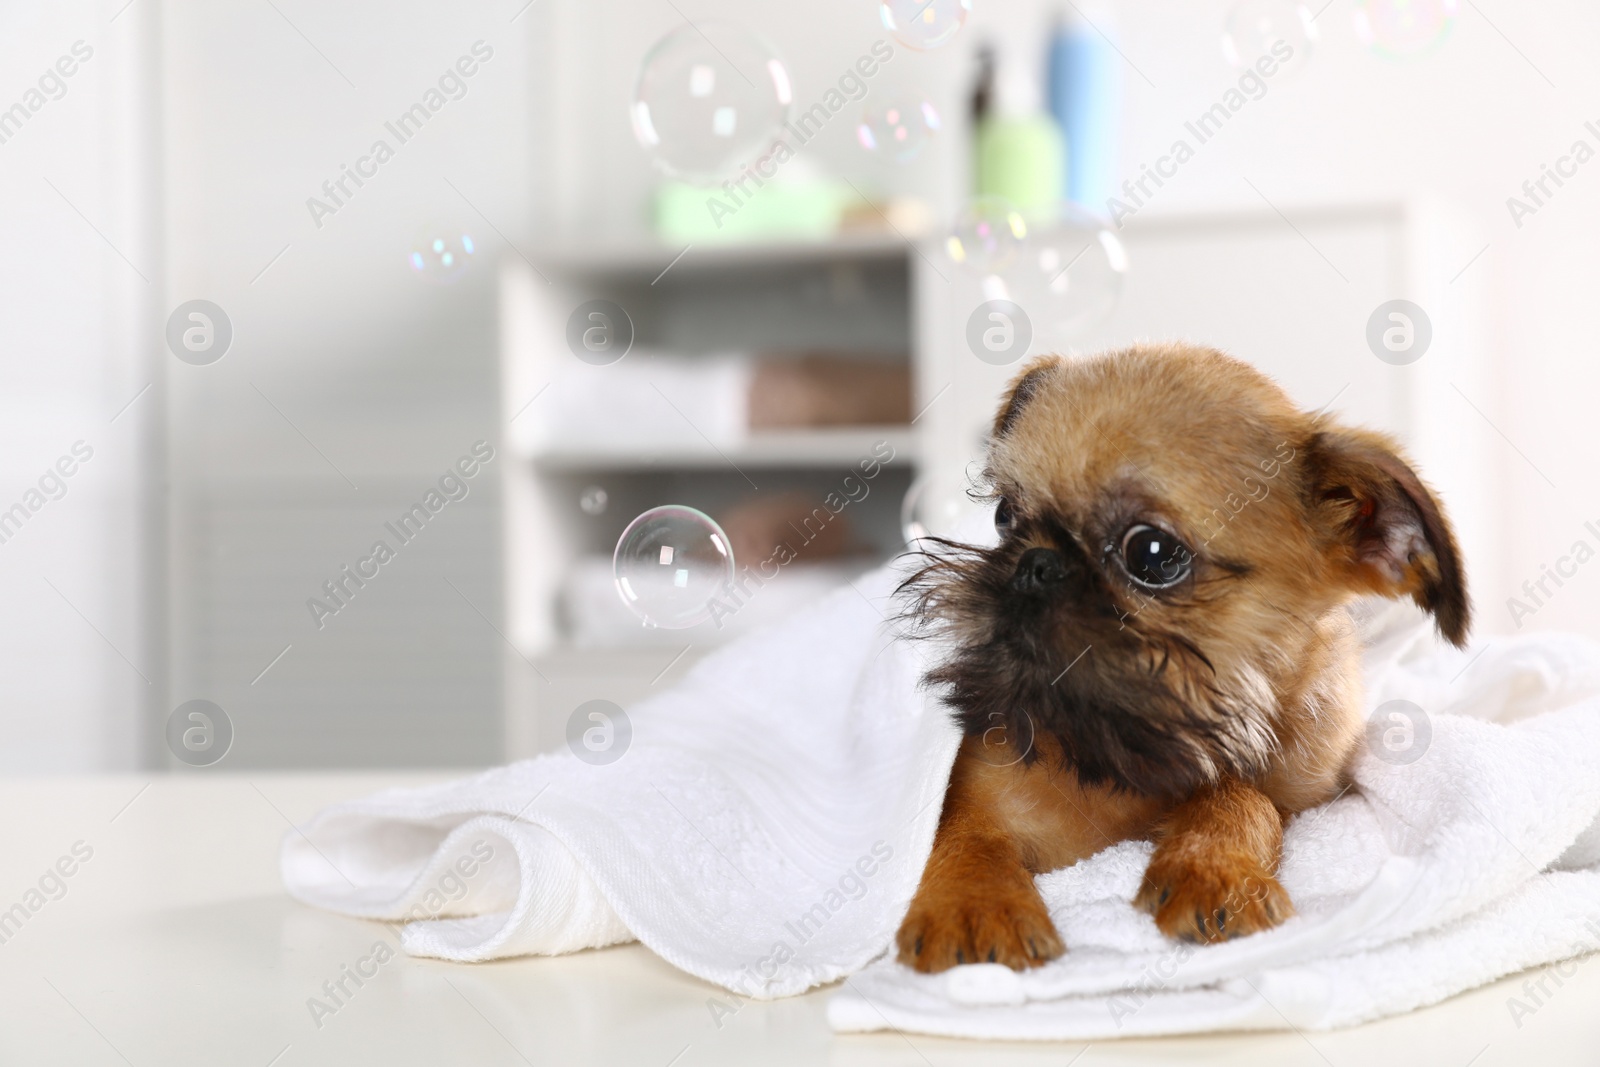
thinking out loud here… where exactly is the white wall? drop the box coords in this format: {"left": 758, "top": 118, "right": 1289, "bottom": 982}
{"left": 4, "top": 0, "right": 549, "bottom": 772}
{"left": 159, "top": 0, "right": 541, "bottom": 768}
{"left": 0, "top": 3, "right": 160, "bottom": 772}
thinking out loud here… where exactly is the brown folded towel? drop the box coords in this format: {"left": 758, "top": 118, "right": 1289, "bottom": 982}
{"left": 717, "top": 491, "right": 860, "bottom": 565}
{"left": 748, "top": 355, "right": 911, "bottom": 429}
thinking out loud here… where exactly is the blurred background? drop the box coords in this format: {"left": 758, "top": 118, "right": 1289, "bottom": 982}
{"left": 3, "top": 0, "right": 1596, "bottom": 775}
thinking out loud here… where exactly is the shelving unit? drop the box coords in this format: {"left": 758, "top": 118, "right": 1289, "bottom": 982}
{"left": 498, "top": 235, "right": 947, "bottom": 759}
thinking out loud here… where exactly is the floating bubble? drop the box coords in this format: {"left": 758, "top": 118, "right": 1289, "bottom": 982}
{"left": 579, "top": 486, "right": 609, "bottom": 515}
{"left": 1353, "top": 0, "right": 1456, "bottom": 59}
{"left": 902, "top": 477, "right": 990, "bottom": 546}
{"left": 630, "top": 22, "right": 792, "bottom": 183}
{"left": 409, "top": 230, "right": 476, "bottom": 284}
{"left": 1222, "top": 0, "right": 1316, "bottom": 76}
{"left": 878, "top": 0, "right": 972, "bottom": 51}
{"left": 856, "top": 97, "right": 942, "bottom": 164}
{"left": 1001, "top": 203, "right": 1127, "bottom": 346}
{"left": 614, "top": 505, "right": 735, "bottom": 629}
{"left": 945, "top": 197, "right": 1028, "bottom": 274}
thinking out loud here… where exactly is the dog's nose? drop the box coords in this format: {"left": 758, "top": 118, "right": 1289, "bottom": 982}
{"left": 1013, "top": 547, "right": 1067, "bottom": 593}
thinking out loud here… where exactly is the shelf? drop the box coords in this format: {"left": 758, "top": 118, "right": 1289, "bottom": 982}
{"left": 531, "top": 232, "right": 920, "bottom": 277}
{"left": 523, "top": 427, "right": 917, "bottom": 472}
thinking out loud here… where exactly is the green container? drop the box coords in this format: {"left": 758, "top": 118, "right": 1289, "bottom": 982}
{"left": 975, "top": 115, "right": 1066, "bottom": 216}
{"left": 655, "top": 181, "right": 848, "bottom": 243}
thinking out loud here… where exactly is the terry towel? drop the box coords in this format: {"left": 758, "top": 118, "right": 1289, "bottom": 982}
{"left": 281, "top": 556, "right": 1600, "bottom": 1039}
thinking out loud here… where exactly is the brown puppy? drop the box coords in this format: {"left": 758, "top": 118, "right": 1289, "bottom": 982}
{"left": 895, "top": 344, "right": 1468, "bottom": 972}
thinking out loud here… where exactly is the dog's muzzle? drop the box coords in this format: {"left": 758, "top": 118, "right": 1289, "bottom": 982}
{"left": 1012, "top": 546, "right": 1067, "bottom": 594}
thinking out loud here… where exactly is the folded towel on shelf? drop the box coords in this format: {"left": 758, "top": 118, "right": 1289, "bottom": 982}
{"left": 511, "top": 351, "right": 753, "bottom": 457}
{"left": 508, "top": 351, "right": 914, "bottom": 460}
{"left": 560, "top": 555, "right": 868, "bottom": 648}
{"left": 747, "top": 355, "right": 912, "bottom": 429}
{"left": 282, "top": 542, "right": 1600, "bottom": 1039}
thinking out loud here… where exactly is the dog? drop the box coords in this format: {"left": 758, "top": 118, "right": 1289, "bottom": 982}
{"left": 894, "top": 343, "right": 1468, "bottom": 972}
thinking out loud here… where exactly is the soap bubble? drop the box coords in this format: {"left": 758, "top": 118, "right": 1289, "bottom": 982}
{"left": 1003, "top": 203, "right": 1127, "bottom": 346}
{"left": 856, "top": 97, "right": 941, "bottom": 164}
{"left": 630, "top": 22, "right": 792, "bottom": 183}
{"left": 409, "top": 230, "right": 476, "bottom": 283}
{"left": 579, "top": 486, "right": 609, "bottom": 515}
{"left": 1353, "top": 0, "right": 1457, "bottom": 59}
{"left": 945, "top": 197, "right": 1028, "bottom": 274}
{"left": 902, "top": 477, "right": 989, "bottom": 545}
{"left": 1222, "top": 0, "right": 1316, "bottom": 76}
{"left": 878, "top": 0, "right": 972, "bottom": 51}
{"left": 614, "top": 505, "right": 735, "bottom": 629}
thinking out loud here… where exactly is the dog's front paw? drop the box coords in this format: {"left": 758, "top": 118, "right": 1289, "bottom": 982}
{"left": 1135, "top": 852, "right": 1292, "bottom": 943}
{"left": 895, "top": 876, "right": 1064, "bottom": 973}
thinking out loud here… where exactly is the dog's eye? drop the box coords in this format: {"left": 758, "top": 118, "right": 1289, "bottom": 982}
{"left": 994, "top": 497, "right": 1014, "bottom": 534}
{"left": 1120, "top": 524, "right": 1192, "bottom": 588}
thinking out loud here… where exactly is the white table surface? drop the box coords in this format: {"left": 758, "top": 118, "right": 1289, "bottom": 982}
{"left": 3, "top": 775, "right": 1596, "bottom": 1066}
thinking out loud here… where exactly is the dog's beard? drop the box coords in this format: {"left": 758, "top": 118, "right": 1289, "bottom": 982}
{"left": 898, "top": 536, "right": 1278, "bottom": 799}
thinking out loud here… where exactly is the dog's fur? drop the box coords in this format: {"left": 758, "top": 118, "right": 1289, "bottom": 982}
{"left": 895, "top": 344, "right": 1469, "bottom": 971}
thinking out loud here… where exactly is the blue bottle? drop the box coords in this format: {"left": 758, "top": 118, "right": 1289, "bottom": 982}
{"left": 1047, "top": 5, "right": 1120, "bottom": 213}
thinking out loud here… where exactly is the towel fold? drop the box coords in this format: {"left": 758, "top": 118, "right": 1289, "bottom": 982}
{"left": 284, "top": 561, "right": 955, "bottom": 996}
{"left": 282, "top": 551, "right": 1600, "bottom": 1038}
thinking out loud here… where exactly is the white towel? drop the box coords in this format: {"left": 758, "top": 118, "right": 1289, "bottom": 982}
{"left": 282, "top": 560, "right": 954, "bottom": 996}
{"left": 831, "top": 599, "right": 1600, "bottom": 1037}
{"left": 509, "top": 351, "right": 752, "bottom": 458}
{"left": 281, "top": 554, "right": 1600, "bottom": 1038}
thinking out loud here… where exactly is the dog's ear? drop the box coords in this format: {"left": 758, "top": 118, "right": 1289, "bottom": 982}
{"left": 991, "top": 357, "right": 1061, "bottom": 440}
{"left": 1302, "top": 426, "right": 1470, "bottom": 646}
